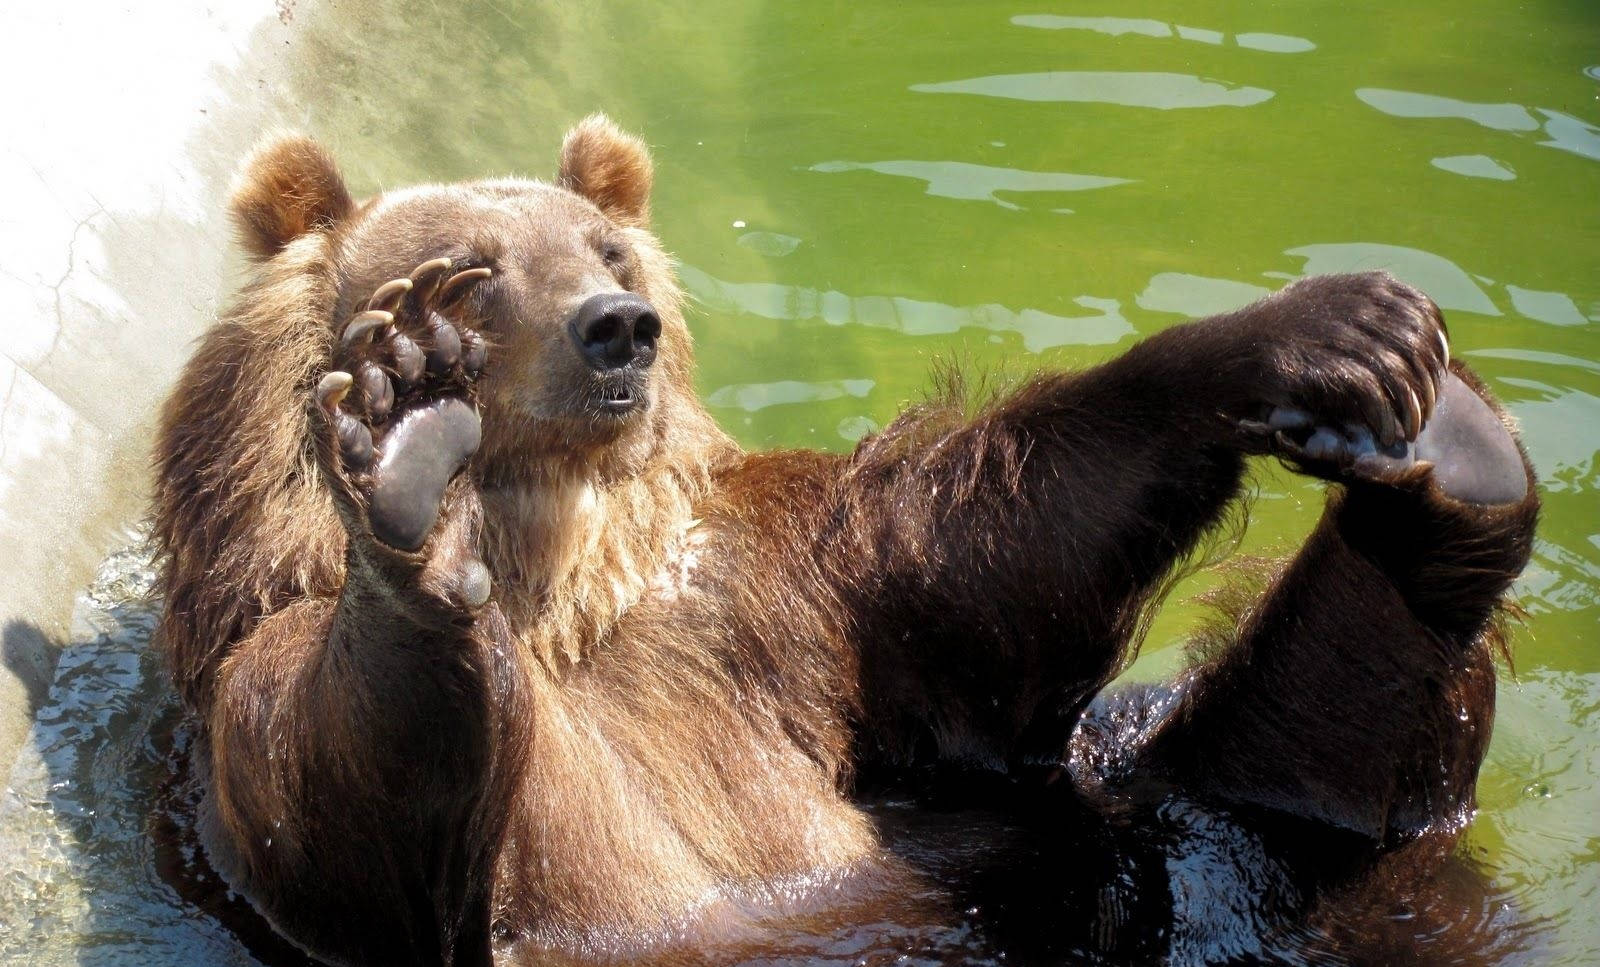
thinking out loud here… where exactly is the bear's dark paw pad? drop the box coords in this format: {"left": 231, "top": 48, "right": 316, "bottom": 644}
{"left": 368, "top": 398, "right": 482, "bottom": 551}
{"left": 1409, "top": 372, "right": 1528, "bottom": 505}
{"left": 315, "top": 259, "right": 493, "bottom": 548}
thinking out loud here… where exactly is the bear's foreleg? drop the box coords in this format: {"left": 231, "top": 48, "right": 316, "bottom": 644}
{"left": 842, "top": 272, "right": 1455, "bottom": 774}
{"left": 199, "top": 262, "right": 526, "bottom": 967}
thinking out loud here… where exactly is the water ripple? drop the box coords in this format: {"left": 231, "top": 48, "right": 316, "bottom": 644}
{"left": 1355, "top": 88, "right": 1539, "bottom": 131}
{"left": 679, "top": 264, "right": 1134, "bottom": 351}
{"left": 1285, "top": 242, "right": 1501, "bottom": 315}
{"left": 809, "top": 159, "right": 1130, "bottom": 211}
{"left": 705, "top": 379, "right": 874, "bottom": 413}
{"left": 1011, "top": 16, "right": 1314, "bottom": 52}
{"left": 1431, "top": 154, "right": 1516, "bottom": 180}
{"left": 911, "top": 72, "right": 1274, "bottom": 110}
{"left": 1357, "top": 90, "right": 1600, "bottom": 164}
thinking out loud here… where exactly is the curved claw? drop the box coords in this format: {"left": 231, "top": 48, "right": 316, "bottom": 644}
{"left": 1437, "top": 328, "right": 1450, "bottom": 369}
{"left": 1353, "top": 377, "right": 1400, "bottom": 449}
{"left": 317, "top": 371, "right": 374, "bottom": 470}
{"left": 316, "top": 370, "right": 353, "bottom": 411}
{"left": 1402, "top": 385, "right": 1423, "bottom": 440}
{"left": 438, "top": 267, "right": 493, "bottom": 304}
{"left": 342, "top": 310, "right": 393, "bottom": 347}
{"left": 1417, "top": 370, "right": 1437, "bottom": 422}
{"left": 409, "top": 257, "right": 455, "bottom": 305}
{"left": 367, "top": 278, "right": 413, "bottom": 312}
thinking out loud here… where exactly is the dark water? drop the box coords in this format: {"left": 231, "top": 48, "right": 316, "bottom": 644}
{"left": 2, "top": 0, "right": 1597, "bottom": 962}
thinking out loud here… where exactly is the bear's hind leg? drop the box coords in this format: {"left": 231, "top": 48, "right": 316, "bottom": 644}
{"left": 1137, "top": 363, "right": 1537, "bottom": 843}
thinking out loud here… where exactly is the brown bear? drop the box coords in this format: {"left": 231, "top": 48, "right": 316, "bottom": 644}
{"left": 152, "top": 115, "right": 1538, "bottom": 966}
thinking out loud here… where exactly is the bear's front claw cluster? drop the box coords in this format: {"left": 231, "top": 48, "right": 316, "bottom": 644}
{"left": 315, "top": 259, "right": 492, "bottom": 550}
{"left": 1234, "top": 272, "right": 1454, "bottom": 474}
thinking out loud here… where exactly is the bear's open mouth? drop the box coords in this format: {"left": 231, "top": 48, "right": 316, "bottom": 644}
{"left": 593, "top": 374, "right": 648, "bottom": 416}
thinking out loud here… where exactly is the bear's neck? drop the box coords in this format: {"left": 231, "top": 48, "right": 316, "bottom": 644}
{"left": 477, "top": 456, "right": 714, "bottom": 667}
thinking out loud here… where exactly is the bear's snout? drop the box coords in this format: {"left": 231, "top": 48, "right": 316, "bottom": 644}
{"left": 569, "top": 292, "right": 661, "bottom": 372}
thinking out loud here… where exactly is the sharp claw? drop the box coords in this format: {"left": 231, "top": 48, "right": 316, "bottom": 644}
{"left": 461, "top": 329, "right": 488, "bottom": 374}
{"left": 426, "top": 313, "right": 462, "bottom": 374}
{"left": 391, "top": 332, "right": 426, "bottom": 387}
{"left": 359, "top": 362, "right": 394, "bottom": 422}
{"left": 317, "top": 371, "right": 353, "bottom": 411}
{"left": 342, "top": 310, "right": 393, "bottom": 346}
{"left": 438, "top": 267, "right": 493, "bottom": 304}
{"left": 367, "top": 278, "right": 414, "bottom": 312}
{"left": 1418, "top": 371, "right": 1436, "bottom": 421}
{"left": 1437, "top": 329, "right": 1450, "bottom": 370}
{"left": 409, "top": 257, "right": 454, "bottom": 304}
{"left": 1370, "top": 398, "right": 1400, "bottom": 449}
{"left": 1403, "top": 386, "right": 1422, "bottom": 440}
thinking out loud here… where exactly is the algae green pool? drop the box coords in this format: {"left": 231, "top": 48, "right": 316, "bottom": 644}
{"left": 2, "top": 1, "right": 1596, "bottom": 963}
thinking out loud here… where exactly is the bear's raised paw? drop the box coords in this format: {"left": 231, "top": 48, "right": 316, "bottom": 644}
{"left": 316, "top": 259, "right": 491, "bottom": 551}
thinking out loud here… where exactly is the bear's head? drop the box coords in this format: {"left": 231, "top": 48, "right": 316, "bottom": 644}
{"left": 227, "top": 115, "right": 715, "bottom": 485}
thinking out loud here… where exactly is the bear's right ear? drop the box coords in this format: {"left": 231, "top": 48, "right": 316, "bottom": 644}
{"left": 228, "top": 133, "right": 355, "bottom": 261}
{"left": 558, "top": 114, "right": 653, "bottom": 227}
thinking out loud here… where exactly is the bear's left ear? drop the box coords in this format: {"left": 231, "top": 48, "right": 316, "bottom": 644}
{"left": 558, "top": 114, "right": 653, "bottom": 228}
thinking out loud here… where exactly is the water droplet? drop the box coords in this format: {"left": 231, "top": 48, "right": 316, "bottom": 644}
{"left": 1521, "top": 781, "right": 1552, "bottom": 799}
{"left": 732, "top": 219, "right": 746, "bottom": 228}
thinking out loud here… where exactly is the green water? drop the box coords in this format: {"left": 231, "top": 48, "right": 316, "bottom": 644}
{"left": 2, "top": 0, "right": 1597, "bottom": 963}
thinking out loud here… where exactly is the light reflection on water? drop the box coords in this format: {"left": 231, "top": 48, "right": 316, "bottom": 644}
{"left": 809, "top": 159, "right": 1131, "bottom": 211}
{"left": 1432, "top": 154, "right": 1518, "bottom": 181}
{"left": 911, "top": 72, "right": 1276, "bottom": 110}
{"left": 1356, "top": 88, "right": 1600, "bottom": 162}
{"left": 1010, "top": 15, "right": 1316, "bottom": 54}
{"left": 678, "top": 264, "right": 1136, "bottom": 352}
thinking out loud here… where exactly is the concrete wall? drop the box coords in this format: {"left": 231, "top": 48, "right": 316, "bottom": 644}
{"left": 0, "top": 1, "right": 321, "bottom": 770}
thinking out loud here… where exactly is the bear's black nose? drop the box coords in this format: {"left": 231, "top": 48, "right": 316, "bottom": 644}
{"left": 569, "top": 292, "right": 660, "bottom": 371}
